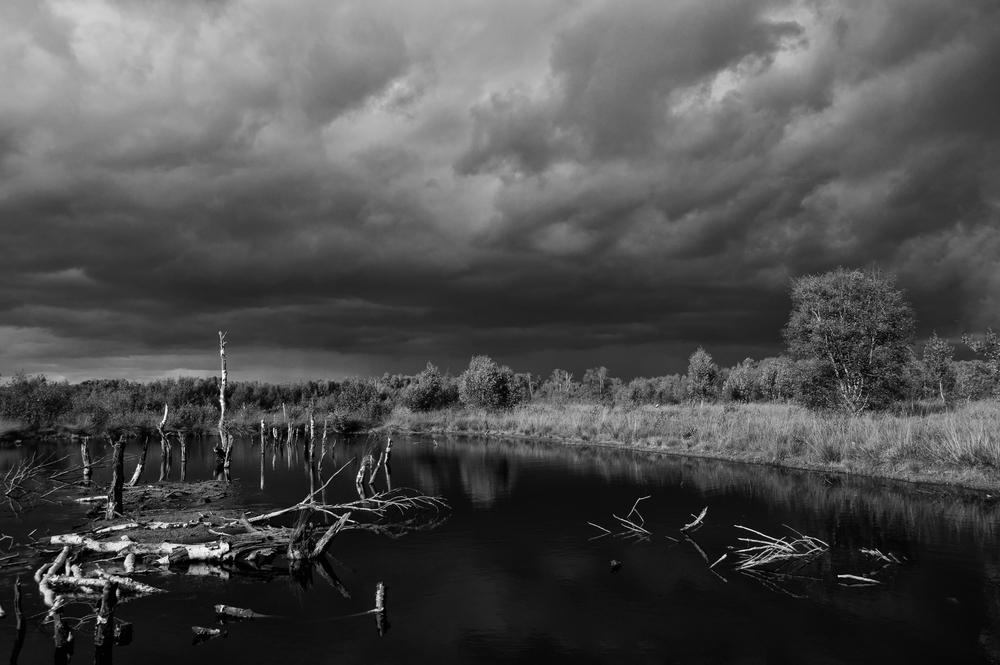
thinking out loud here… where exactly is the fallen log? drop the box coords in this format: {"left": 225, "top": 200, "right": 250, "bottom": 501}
{"left": 214, "top": 604, "right": 275, "bottom": 620}
{"left": 46, "top": 574, "right": 164, "bottom": 597}
{"left": 309, "top": 512, "right": 351, "bottom": 559}
{"left": 681, "top": 507, "right": 708, "bottom": 533}
{"left": 192, "top": 626, "right": 226, "bottom": 646}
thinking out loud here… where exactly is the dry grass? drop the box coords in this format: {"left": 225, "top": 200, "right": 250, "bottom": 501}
{"left": 384, "top": 401, "right": 1000, "bottom": 488}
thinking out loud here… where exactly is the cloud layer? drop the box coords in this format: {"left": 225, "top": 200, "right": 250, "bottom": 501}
{"left": 1, "top": 0, "right": 998, "bottom": 381}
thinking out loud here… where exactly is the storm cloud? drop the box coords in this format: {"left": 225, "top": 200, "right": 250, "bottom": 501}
{"left": 1, "top": 0, "right": 998, "bottom": 381}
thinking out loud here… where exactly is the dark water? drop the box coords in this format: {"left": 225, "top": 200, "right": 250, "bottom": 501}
{"left": 1, "top": 434, "right": 1000, "bottom": 664}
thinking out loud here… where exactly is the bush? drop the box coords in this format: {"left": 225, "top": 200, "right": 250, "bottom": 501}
{"left": 458, "top": 356, "right": 524, "bottom": 411}
{"left": 400, "top": 363, "right": 458, "bottom": 411}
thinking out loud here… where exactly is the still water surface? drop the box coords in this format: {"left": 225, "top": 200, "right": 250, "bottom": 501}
{"left": 1, "top": 434, "right": 999, "bottom": 664}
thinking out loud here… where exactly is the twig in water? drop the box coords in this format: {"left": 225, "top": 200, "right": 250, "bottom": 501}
{"left": 680, "top": 507, "right": 707, "bottom": 533}
{"left": 733, "top": 524, "right": 828, "bottom": 571}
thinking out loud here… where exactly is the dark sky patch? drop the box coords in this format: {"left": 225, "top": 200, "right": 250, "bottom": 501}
{"left": 0, "top": 0, "right": 998, "bottom": 383}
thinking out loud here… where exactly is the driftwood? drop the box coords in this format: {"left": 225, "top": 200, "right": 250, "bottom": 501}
{"left": 680, "top": 507, "right": 707, "bottom": 533}
{"left": 192, "top": 626, "right": 226, "bottom": 645}
{"left": 214, "top": 604, "right": 275, "bottom": 620}
{"left": 733, "top": 525, "right": 828, "bottom": 571}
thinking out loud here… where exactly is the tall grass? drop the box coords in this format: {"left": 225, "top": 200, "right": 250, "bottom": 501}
{"left": 384, "top": 401, "right": 1000, "bottom": 488}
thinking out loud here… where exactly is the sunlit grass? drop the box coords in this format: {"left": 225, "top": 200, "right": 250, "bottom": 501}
{"left": 384, "top": 400, "right": 1000, "bottom": 488}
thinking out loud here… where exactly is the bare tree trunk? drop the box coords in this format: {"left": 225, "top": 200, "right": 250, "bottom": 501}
{"left": 93, "top": 582, "right": 118, "bottom": 664}
{"left": 319, "top": 417, "right": 328, "bottom": 475}
{"left": 52, "top": 608, "right": 73, "bottom": 664}
{"left": 10, "top": 579, "right": 25, "bottom": 664}
{"left": 158, "top": 434, "right": 172, "bottom": 482}
{"left": 260, "top": 420, "right": 266, "bottom": 490}
{"left": 105, "top": 437, "right": 124, "bottom": 520}
{"left": 126, "top": 435, "right": 149, "bottom": 487}
{"left": 216, "top": 332, "right": 229, "bottom": 464}
{"left": 80, "top": 438, "right": 92, "bottom": 485}
{"left": 308, "top": 412, "right": 315, "bottom": 460}
{"left": 179, "top": 432, "right": 188, "bottom": 482}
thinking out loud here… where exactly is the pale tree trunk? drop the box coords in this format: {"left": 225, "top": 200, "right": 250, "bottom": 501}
{"left": 216, "top": 332, "right": 231, "bottom": 467}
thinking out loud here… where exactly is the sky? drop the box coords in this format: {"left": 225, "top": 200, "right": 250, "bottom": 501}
{"left": 1, "top": 0, "right": 998, "bottom": 384}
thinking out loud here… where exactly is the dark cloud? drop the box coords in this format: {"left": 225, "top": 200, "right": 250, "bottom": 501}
{"left": 0, "top": 0, "right": 998, "bottom": 382}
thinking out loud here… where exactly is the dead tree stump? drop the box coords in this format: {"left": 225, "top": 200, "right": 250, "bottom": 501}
{"left": 93, "top": 582, "right": 118, "bottom": 663}
{"left": 105, "top": 438, "right": 124, "bottom": 520}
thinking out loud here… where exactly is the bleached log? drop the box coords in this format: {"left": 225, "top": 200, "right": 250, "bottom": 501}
{"left": 153, "top": 541, "right": 231, "bottom": 566}
{"left": 681, "top": 507, "right": 708, "bottom": 533}
{"left": 95, "top": 523, "right": 140, "bottom": 534}
{"left": 214, "top": 604, "right": 274, "bottom": 619}
{"left": 192, "top": 626, "right": 226, "bottom": 643}
{"left": 48, "top": 534, "right": 231, "bottom": 561}
{"left": 46, "top": 574, "right": 164, "bottom": 597}
{"left": 49, "top": 535, "right": 131, "bottom": 552}
{"left": 309, "top": 512, "right": 351, "bottom": 559}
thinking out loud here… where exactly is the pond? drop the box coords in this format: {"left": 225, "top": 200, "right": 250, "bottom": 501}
{"left": 1, "top": 433, "right": 1000, "bottom": 664}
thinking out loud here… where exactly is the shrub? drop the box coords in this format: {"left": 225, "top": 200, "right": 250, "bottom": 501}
{"left": 458, "top": 356, "right": 524, "bottom": 411}
{"left": 400, "top": 363, "right": 457, "bottom": 411}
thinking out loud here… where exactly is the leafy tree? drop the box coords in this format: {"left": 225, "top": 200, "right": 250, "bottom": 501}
{"left": 401, "top": 362, "right": 456, "bottom": 412}
{"left": 783, "top": 268, "right": 915, "bottom": 413}
{"left": 754, "top": 356, "right": 797, "bottom": 402}
{"left": 723, "top": 358, "right": 757, "bottom": 402}
{"left": 922, "top": 333, "right": 956, "bottom": 403}
{"left": 686, "top": 347, "right": 718, "bottom": 403}
{"left": 963, "top": 328, "right": 1000, "bottom": 396}
{"left": 458, "top": 355, "right": 523, "bottom": 411}
{"left": 582, "top": 366, "right": 611, "bottom": 401}
{"left": 954, "top": 360, "right": 997, "bottom": 401}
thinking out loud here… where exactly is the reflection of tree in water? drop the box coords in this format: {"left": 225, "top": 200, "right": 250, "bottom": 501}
{"left": 459, "top": 454, "right": 512, "bottom": 508}
{"left": 409, "top": 443, "right": 516, "bottom": 507}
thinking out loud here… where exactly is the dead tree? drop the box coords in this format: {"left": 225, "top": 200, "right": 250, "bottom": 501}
{"left": 93, "top": 582, "right": 118, "bottom": 664}
{"left": 216, "top": 331, "right": 232, "bottom": 469}
{"left": 80, "top": 438, "right": 92, "bottom": 485}
{"left": 126, "top": 435, "right": 150, "bottom": 487}
{"left": 105, "top": 437, "right": 125, "bottom": 520}
{"left": 179, "top": 432, "right": 188, "bottom": 482}
{"left": 10, "top": 579, "right": 25, "bottom": 664}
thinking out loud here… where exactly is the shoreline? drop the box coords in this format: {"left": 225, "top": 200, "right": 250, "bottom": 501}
{"left": 381, "top": 401, "right": 1000, "bottom": 495}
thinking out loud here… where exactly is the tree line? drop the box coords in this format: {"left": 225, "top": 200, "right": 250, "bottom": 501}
{"left": 0, "top": 267, "right": 997, "bottom": 438}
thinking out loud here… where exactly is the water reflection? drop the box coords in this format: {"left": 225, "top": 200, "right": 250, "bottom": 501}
{"left": 2, "top": 433, "right": 1000, "bottom": 664}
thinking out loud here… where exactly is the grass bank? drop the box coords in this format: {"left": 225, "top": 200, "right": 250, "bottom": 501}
{"left": 383, "top": 401, "right": 1000, "bottom": 491}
